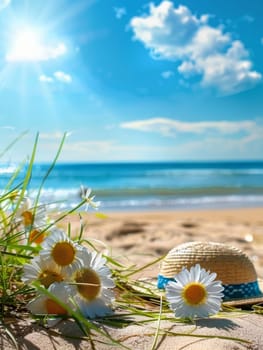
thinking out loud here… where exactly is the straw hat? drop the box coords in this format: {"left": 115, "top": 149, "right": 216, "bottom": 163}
{"left": 157, "top": 241, "right": 263, "bottom": 307}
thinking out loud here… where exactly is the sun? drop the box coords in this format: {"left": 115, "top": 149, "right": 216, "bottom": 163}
{"left": 13, "top": 29, "right": 41, "bottom": 55}
{"left": 6, "top": 27, "right": 44, "bottom": 62}
{"left": 6, "top": 26, "right": 66, "bottom": 63}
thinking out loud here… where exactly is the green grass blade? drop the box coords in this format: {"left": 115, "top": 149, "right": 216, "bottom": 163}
{"left": 33, "top": 132, "right": 67, "bottom": 209}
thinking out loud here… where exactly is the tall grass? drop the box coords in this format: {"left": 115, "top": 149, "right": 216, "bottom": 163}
{"left": 0, "top": 134, "right": 253, "bottom": 349}
{"left": 0, "top": 133, "right": 166, "bottom": 348}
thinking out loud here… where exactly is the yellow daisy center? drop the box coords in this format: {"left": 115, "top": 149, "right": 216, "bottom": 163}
{"left": 182, "top": 282, "right": 207, "bottom": 306}
{"left": 29, "top": 229, "right": 45, "bottom": 244}
{"left": 45, "top": 299, "right": 67, "bottom": 315}
{"left": 22, "top": 210, "right": 34, "bottom": 226}
{"left": 38, "top": 270, "right": 64, "bottom": 288}
{"left": 51, "top": 241, "right": 76, "bottom": 266}
{"left": 75, "top": 268, "right": 101, "bottom": 301}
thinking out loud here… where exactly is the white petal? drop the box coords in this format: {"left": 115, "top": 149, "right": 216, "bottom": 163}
{"left": 175, "top": 304, "right": 195, "bottom": 318}
{"left": 166, "top": 281, "right": 182, "bottom": 292}
{"left": 201, "top": 271, "right": 217, "bottom": 285}
{"left": 206, "top": 283, "right": 224, "bottom": 293}
{"left": 175, "top": 268, "right": 189, "bottom": 285}
{"left": 190, "top": 264, "right": 201, "bottom": 281}
{"left": 27, "top": 296, "right": 47, "bottom": 314}
{"left": 101, "top": 276, "right": 115, "bottom": 289}
{"left": 78, "top": 298, "right": 113, "bottom": 318}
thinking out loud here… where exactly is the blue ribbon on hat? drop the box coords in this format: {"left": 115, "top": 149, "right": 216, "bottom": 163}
{"left": 157, "top": 274, "right": 262, "bottom": 300}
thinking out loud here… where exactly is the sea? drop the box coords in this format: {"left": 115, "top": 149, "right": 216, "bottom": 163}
{"left": 1, "top": 161, "right": 263, "bottom": 212}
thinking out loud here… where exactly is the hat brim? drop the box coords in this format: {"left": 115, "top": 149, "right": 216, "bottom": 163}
{"left": 222, "top": 279, "right": 263, "bottom": 308}
{"left": 142, "top": 278, "right": 263, "bottom": 308}
{"left": 133, "top": 278, "right": 263, "bottom": 309}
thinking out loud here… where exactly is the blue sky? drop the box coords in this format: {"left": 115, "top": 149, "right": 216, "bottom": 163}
{"left": 0, "top": 0, "right": 263, "bottom": 162}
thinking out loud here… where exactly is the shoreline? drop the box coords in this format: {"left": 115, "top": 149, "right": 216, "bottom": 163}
{"left": 95, "top": 196, "right": 263, "bottom": 213}
{"left": 99, "top": 205, "right": 263, "bottom": 221}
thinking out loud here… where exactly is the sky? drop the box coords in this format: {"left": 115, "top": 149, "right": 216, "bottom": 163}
{"left": 0, "top": 0, "right": 263, "bottom": 162}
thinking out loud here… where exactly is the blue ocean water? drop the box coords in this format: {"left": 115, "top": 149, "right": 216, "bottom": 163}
{"left": 1, "top": 161, "right": 263, "bottom": 211}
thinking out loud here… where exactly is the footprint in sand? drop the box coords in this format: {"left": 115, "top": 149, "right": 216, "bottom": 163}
{"left": 106, "top": 221, "right": 146, "bottom": 240}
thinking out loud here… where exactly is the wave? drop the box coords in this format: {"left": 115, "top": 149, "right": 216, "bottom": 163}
{"left": 1, "top": 160, "right": 263, "bottom": 211}
{"left": 6, "top": 187, "right": 263, "bottom": 212}
{"left": 99, "top": 195, "right": 263, "bottom": 211}
{"left": 19, "top": 186, "right": 263, "bottom": 198}
{"left": 145, "top": 168, "right": 263, "bottom": 177}
{"left": 0, "top": 164, "right": 18, "bottom": 174}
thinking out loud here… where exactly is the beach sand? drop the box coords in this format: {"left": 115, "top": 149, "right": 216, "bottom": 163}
{"left": 2, "top": 207, "right": 263, "bottom": 349}
{"left": 63, "top": 207, "right": 263, "bottom": 280}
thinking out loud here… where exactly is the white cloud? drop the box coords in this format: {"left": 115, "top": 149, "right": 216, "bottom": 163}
{"left": 120, "top": 117, "right": 263, "bottom": 160}
{"left": 39, "top": 71, "right": 72, "bottom": 84}
{"left": 161, "top": 70, "right": 174, "bottom": 79}
{"left": 61, "top": 128, "right": 263, "bottom": 161}
{"left": 114, "top": 7, "right": 126, "bottom": 19}
{"left": 39, "top": 74, "right": 54, "bottom": 83}
{"left": 130, "top": 1, "right": 261, "bottom": 94}
{"left": 0, "top": 0, "right": 10, "bottom": 10}
{"left": 3, "top": 128, "right": 262, "bottom": 162}
{"left": 60, "top": 140, "right": 173, "bottom": 161}
{"left": 6, "top": 42, "right": 67, "bottom": 62}
{"left": 120, "top": 117, "right": 260, "bottom": 137}
{"left": 54, "top": 71, "right": 72, "bottom": 83}
{"left": 171, "top": 133, "right": 263, "bottom": 160}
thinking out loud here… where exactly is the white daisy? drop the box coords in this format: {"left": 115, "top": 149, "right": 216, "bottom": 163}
{"left": 40, "top": 229, "right": 84, "bottom": 277}
{"left": 22, "top": 255, "right": 65, "bottom": 288}
{"left": 79, "top": 186, "right": 101, "bottom": 210}
{"left": 27, "top": 282, "right": 75, "bottom": 315}
{"left": 165, "top": 264, "right": 224, "bottom": 319}
{"left": 15, "top": 197, "right": 47, "bottom": 230}
{"left": 71, "top": 250, "right": 115, "bottom": 318}
{"left": 27, "top": 227, "right": 47, "bottom": 245}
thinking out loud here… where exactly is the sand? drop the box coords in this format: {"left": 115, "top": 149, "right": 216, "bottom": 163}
{"left": 64, "top": 207, "right": 263, "bottom": 280}
{"left": 2, "top": 207, "right": 263, "bottom": 349}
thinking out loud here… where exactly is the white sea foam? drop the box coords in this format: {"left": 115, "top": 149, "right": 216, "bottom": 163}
{"left": 0, "top": 186, "right": 261, "bottom": 212}
{"left": 0, "top": 165, "right": 17, "bottom": 174}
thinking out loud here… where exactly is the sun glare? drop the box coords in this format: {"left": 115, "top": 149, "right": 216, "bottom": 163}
{"left": 15, "top": 29, "right": 40, "bottom": 51}
{"left": 6, "top": 26, "right": 66, "bottom": 62}
{"left": 6, "top": 27, "right": 43, "bottom": 62}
